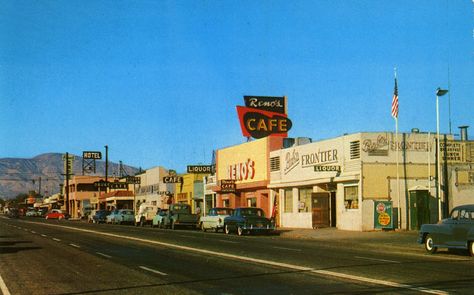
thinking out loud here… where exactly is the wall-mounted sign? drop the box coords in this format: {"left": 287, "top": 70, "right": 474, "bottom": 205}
{"left": 236, "top": 95, "right": 292, "bottom": 139}
{"left": 93, "top": 180, "right": 109, "bottom": 188}
{"left": 220, "top": 179, "right": 236, "bottom": 193}
{"left": 156, "top": 191, "right": 171, "bottom": 195}
{"left": 126, "top": 176, "right": 141, "bottom": 184}
{"left": 82, "top": 151, "right": 102, "bottom": 159}
{"left": 227, "top": 158, "right": 255, "bottom": 181}
{"left": 163, "top": 176, "right": 184, "bottom": 183}
{"left": 109, "top": 182, "right": 128, "bottom": 189}
{"left": 187, "top": 165, "right": 214, "bottom": 174}
{"left": 314, "top": 165, "right": 341, "bottom": 172}
{"left": 374, "top": 201, "right": 393, "bottom": 229}
{"left": 244, "top": 96, "right": 286, "bottom": 114}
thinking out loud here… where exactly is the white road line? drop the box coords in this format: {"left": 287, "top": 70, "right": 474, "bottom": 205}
{"left": 69, "top": 243, "right": 80, "bottom": 248}
{"left": 96, "top": 252, "right": 112, "bottom": 259}
{"left": 41, "top": 234, "right": 47, "bottom": 237}
{"left": 217, "top": 239, "right": 239, "bottom": 244}
{"left": 22, "top": 221, "right": 449, "bottom": 295}
{"left": 139, "top": 266, "right": 168, "bottom": 276}
{"left": 31, "top": 231, "right": 36, "bottom": 234}
{"left": 273, "top": 246, "right": 302, "bottom": 252}
{"left": 355, "top": 256, "right": 400, "bottom": 264}
{"left": 0, "top": 271, "right": 11, "bottom": 295}
{"left": 52, "top": 238, "right": 61, "bottom": 242}
{"left": 312, "top": 270, "right": 448, "bottom": 295}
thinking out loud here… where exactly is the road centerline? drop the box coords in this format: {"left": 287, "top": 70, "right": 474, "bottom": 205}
{"left": 139, "top": 266, "right": 168, "bottom": 276}
{"left": 354, "top": 256, "right": 400, "bottom": 263}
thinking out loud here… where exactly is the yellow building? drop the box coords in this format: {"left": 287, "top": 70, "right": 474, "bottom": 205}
{"left": 175, "top": 172, "right": 210, "bottom": 214}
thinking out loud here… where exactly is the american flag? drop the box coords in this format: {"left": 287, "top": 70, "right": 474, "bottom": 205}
{"left": 391, "top": 78, "right": 399, "bottom": 119}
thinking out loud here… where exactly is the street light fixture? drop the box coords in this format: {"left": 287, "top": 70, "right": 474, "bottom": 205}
{"left": 436, "top": 87, "right": 448, "bottom": 221}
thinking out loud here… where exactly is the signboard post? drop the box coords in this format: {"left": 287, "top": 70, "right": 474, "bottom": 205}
{"left": 374, "top": 201, "right": 393, "bottom": 229}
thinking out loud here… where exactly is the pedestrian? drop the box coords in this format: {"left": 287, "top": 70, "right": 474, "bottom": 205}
{"left": 195, "top": 206, "right": 201, "bottom": 215}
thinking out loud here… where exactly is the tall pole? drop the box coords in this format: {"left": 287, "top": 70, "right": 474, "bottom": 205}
{"left": 393, "top": 68, "right": 401, "bottom": 229}
{"left": 105, "top": 145, "right": 108, "bottom": 190}
{"left": 436, "top": 88, "right": 448, "bottom": 221}
{"left": 65, "top": 152, "right": 70, "bottom": 215}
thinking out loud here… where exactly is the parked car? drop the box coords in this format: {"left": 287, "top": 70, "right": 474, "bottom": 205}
{"left": 26, "top": 210, "right": 39, "bottom": 217}
{"left": 45, "top": 209, "right": 68, "bottom": 220}
{"left": 89, "top": 209, "right": 110, "bottom": 224}
{"left": 418, "top": 204, "right": 474, "bottom": 256}
{"left": 224, "top": 207, "right": 274, "bottom": 236}
{"left": 199, "top": 207, "right": 234, "bottom": 232}
{"left": 135, "top": 203, "right": 159, "bottom": 226}
{"left": 152, "top": 209, "right": 168, "bottom": 228}
{"left": 161, "top": 204, "right": 200, "bottom": 230}
{"left": 7, "top": 208, "right": 20, "bottom": 218}
{"left": 106, "top": 209, "right": 135, "bottom": 225}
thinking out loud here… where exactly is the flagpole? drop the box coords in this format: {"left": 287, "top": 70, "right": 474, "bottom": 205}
{"left": 394, "top": 68, "right": 401, "bottom": 230}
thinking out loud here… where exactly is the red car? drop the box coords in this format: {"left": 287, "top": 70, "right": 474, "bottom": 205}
{"left": 45, "top": 209, "right": 68, "bottom": 220}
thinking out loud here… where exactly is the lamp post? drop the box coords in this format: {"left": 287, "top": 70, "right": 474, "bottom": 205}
{"left": 436, "top": 88, "right": 448, "bottom": 221}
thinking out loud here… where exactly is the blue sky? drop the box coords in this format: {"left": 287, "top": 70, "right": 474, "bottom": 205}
{"left": 1, "top": 0, "right": 473, "bottom": 171}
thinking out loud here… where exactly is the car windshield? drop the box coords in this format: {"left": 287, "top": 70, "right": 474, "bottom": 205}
{"left": 240, "top": 208, "right": 264, "bottom": 217}
{"left": 215, "top": 208, "right": 233, "bottom": 215}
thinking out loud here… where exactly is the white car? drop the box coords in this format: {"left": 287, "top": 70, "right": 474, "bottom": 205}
{"left": 199, "top": 207, "right": 234, "bottom": 232}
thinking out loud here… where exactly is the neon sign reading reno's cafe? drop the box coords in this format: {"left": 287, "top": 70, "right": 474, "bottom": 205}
{"left": 227, "top": 158, "right": 256, "bottom": 181}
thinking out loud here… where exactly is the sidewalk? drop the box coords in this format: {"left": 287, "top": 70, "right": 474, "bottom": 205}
{"left": 277, "top": 227, "right": 421, "bottom": 253}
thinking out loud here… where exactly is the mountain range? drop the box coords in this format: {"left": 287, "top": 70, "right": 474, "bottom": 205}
{"left": 0, "top": 153, "right": 139, "bottom": 199}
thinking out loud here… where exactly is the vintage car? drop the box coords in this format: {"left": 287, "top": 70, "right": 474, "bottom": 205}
{"left": 224, "top": 207, "right": 274, "bottom": 236}
{"left": 152, "top": 209, "right": 168, "bottom": 228}
{"left": 106, "top": 209, "right": 135, "bottom": 225}
{"left": 161, "top": 204, "right": 200, "bottom": 230}
{"left": 199, "top": 207, "right": 234, "bottom": 232}
{"left": 26, "top": 210, "right": 40, "bottom": 217}
{"left": 89, "top": 209, "right": 110, "bottom": 224}
{"left": 45, "top": 209, "right": 68, "bottom": 220}
{"left": 418, "top": 204, "right": 474, "bottom": 256}
{"left": 7, "top": 208, "right": 20, "bottom": 218}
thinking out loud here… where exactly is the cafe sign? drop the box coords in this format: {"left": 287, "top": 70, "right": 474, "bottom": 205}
{"left": 236, "top": 95, "right": 292, "bottom": 139}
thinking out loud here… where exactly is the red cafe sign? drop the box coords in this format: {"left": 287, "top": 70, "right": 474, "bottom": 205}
{"left": 236, "top": 106, "right": 292, "bottom": 139}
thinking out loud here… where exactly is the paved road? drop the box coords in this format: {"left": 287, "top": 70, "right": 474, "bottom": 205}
{"left": 1, "top": 217, "right": 473, "bottom": 294}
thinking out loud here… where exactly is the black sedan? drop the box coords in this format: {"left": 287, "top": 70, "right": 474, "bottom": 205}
{"left": 224, "top": 207, "right": 274, "bottom": 236}
{"left": 417, "top": 204, "right": 474, "bottom": 256}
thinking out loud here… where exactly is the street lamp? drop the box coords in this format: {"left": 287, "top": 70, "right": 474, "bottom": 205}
{"left": 436, "top": 87, "right": 448, "bottom": 221}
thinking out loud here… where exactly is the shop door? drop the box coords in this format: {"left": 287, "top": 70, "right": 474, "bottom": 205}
{"left": 409, "top": 190, "right": 430, "bottom": 230}
{"left": 330, "top": 192, "right": 336, "bottom": 227}
{"left": 312, "top": 193, "right": 330, "bottom": 228}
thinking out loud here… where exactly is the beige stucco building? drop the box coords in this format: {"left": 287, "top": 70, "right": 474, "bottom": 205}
{"left": 270, "top": 132, "right": 474, "bottom": 231}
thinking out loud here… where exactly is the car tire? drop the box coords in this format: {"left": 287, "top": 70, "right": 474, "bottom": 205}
{"left": 224, "top": 224, "right": 231, "bottom": 235}
{"left": 424, "top": 234, "right": 437, "bottom": 254}
{"left": 237, "top": 226, "right": 244, "bottom": 236}
{"left": 469, "top": 241, "right": 474, "bottom": 257}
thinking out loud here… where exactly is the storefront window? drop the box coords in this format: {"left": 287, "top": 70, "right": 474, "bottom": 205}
{"left": 247, "top": 197, "right": 257, "bottom": 207}
{"left": 284, "top": 189, "right": 293, "bottom": 213}
{"left": 298, "top": 188, "right": 312, "bottom": 213}
{"left": 344, "top": 185, "right": 359, "bottom": 209}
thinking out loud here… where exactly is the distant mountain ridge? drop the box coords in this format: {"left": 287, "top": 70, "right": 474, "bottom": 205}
{"left": 0, "top": 153, "right": 139, "bottom": 199}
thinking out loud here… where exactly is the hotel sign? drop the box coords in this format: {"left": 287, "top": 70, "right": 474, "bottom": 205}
{"left": 82, "top": 151, "right": 102, "bottom": 159}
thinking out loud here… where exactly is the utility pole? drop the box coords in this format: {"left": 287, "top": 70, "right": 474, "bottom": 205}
{"left": 105, "top": 145, "right": 108, "bottom": 188}
{"left": 65, "top": 152, "right": 70, "bottom": 215}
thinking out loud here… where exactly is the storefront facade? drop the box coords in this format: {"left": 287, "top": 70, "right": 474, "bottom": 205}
{"left": 270, "top": 132, "right": 473, "bottom": 231}
{"left": 135, "top": 166, "right": 174, "bottom": 209}
{"left": 215, "top": 137, "right": 283, "bottom": 218}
